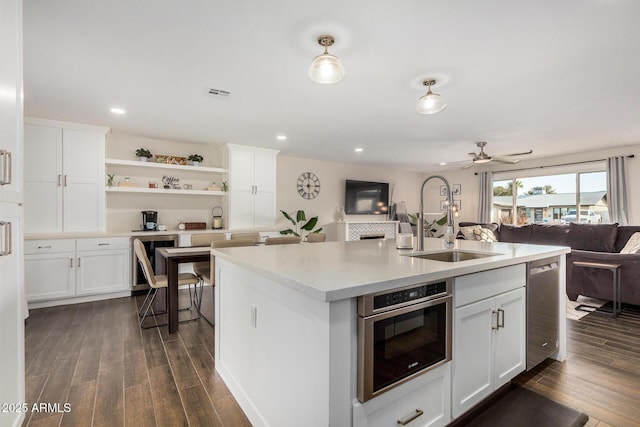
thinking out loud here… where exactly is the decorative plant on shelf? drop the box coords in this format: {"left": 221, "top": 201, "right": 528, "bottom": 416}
{"left": 280, "top": 209, "right": 323, "bottom": 240}
{"left": 135, "top": 148, "right": 152, "bottom": 161}
{"left": 187, "top": 154, "right": 203, "bottom": 166}
{"left": 106, "top": 174, "right": 115, "bottom": 187}
{"left": 408, "top": 213, "right": 448, "bottom": 237}
{"left": 221, "top": 181, "right": 228, "bottom": 192}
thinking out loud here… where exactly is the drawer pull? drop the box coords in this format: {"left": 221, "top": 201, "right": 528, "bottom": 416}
{"left": 37, "top": 245, "right": 52, "bottom": 249}
{"left": 0, "top": 221, "right": 11, "bottom": 256}
{"left": 397, "top": 409, "right": 424, "bottom": 425}
{"left": 70, "top": 258, "right": 73, "bottom": 268}
{"left": 0, "top": 150, "right": 12, "bottom": 185}
{"left": 497, "top": 308, "right": 505, "bottom": 328}
{"left": 98, "top": 243, "right": 111, "bottom": 246}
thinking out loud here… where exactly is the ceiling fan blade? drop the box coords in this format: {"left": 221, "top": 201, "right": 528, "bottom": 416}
{"left": 500, "top": 149, "right": 533, "bottom": 157}
{"left": 462, "top": 162, "right": 477, "bottom": 169}
{"left": 493, "top": 157, "right": 521, "bottom": 164}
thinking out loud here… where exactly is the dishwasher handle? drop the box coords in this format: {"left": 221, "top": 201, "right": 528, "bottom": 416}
{"left": 529, "top": 262, "right": 559, "bottom": 276}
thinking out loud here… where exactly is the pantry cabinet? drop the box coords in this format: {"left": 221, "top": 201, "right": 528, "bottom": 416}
{"left": 24, "top": 237, "right": 130, "bottom": 305}
{"left": 224, "top": 144, "right": 278, "bottom": 229}
{"left": 451, "top": 265, "right": 526, "bottom": 418}
{"left": 24, "top": 118, "right": 108, "bottom": 233}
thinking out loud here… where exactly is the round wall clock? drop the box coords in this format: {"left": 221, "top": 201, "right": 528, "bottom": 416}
{"left": 297, "top": 172, "right": 320, "bottom": 199}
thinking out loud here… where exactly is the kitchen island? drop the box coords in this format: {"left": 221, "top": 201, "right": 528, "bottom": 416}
{"left": 211, "top": 237, "right": 569, "bottom": 427}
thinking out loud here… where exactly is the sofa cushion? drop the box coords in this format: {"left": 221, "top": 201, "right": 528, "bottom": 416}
{"left": 456, "top": 222, "right": 499, "bottom": 240}
{"left": 567, "top": 222, "right": 618, "bottom": 252}
{"left": 498, "top": 224, "right": 533, "bottom": 243}
{"left": 614, "top": 226, "right": 640, "bottom": 252}
{"left": 459, "top": 225, "right": 482, "bottom": 240}
{"left": 620, "top": 232, "right": 640, "bottom": 254}
{"left": 474, "top": 227, "right": 498, "bottom": 242}
{"left": 529, "top": 224, "right": 570, "bottom": 246}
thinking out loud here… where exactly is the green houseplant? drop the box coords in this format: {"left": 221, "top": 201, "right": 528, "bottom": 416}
{"left": 408, "top": 213, "right": 448, "bottom": 237}
{"left": 280, "top": 210, "right": 323, "bottom": 240}
{"left": 135, "top": 148, "right": 152, "bottom": 161}
{"left": 188, "top": 154, "right": 203, "bottom": 166}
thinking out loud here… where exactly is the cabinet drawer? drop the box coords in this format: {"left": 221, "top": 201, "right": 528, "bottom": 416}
{"left": 454, "top": 264, "right": 526, "bottom": 308}
{"left": 25, "top": 239, "right": 75, "bottom": 254}
{"left": 76, "top": 237, "right": 129, "bottom": 251}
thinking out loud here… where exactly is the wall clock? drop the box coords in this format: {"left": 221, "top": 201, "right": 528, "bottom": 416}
{"left": 297, "top": 172, "right": 320, "bottom": 199}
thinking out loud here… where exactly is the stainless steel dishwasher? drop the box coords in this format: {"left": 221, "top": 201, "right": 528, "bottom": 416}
{"left": 526, "top": 256, "right": 560, "bottom": 370}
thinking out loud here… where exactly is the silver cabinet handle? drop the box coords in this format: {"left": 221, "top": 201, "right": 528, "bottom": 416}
{"left": 0, "top": 221, "right": 11, "bottom": 256}
{"left": 37, "top": 245, "right": 52, "bottom": 249}
{"left": 0, "top": 150, "right": 11, "bottom": 185}
{"left": 491, "top": 310, "right": 499, "bottom": 330}
{"left": 77, "top": 257, "right": 81, "bottom": 267}
{"left": 497, "top": 308, "right": 505, "bottom": 328}
{"left": 98, "top": 243, "right": 110, "bottom": 246}
{"left": 397, "top": 409, "right": 424, "bottom": 425}
{"left": 70, "top": 257, "right": 73, "bottom": 268}
{"left": 64, "top": 175, "right": 68, "bottom": 186}
{"left": 57, "top": 174, "right": 62, "bottom": 186}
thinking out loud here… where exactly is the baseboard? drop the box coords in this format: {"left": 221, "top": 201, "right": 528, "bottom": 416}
{"left": 27, "top": 291, "right": 131, "bottom": 309}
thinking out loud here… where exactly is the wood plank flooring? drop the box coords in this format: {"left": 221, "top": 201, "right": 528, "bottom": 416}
{"left": 515, "top": 303, "right": 640, "bottom": 427}
{"left": 23, "top": 293, "right": 640, "bottom": 427}
{"left": 22, "top": 287, "right": 250, "bottom": 427}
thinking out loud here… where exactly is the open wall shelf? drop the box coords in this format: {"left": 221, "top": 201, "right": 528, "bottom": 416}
{"left": 106, "top": 158, "right": 228, "bottom": 174}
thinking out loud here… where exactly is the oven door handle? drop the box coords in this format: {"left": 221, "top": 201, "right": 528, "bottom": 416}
{"left": 362, "top": 294, "right": 453, "bottom": 322}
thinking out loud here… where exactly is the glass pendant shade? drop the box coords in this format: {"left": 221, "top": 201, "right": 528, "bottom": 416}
{"left": 308, "top": 52, "right": 345, "bottom": 84}
{"left": 416, "top": 92, "right": 446, "bottom": 115}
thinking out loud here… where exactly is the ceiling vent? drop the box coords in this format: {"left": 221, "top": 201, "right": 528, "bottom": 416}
{"left": 207, "top": 88, "right": 231, "bottom": 98}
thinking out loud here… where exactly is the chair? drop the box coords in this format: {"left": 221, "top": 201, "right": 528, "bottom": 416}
{"left": 192, "top": 233, "right": 227, "bottom": 306}
{"left": 198, "top": 239, "right": 256, "bottom": 325}
{"left": 230, "top": 232, "right": 261, "bottom": 244}
{"left": 306, "top": 233, "right": 327, "bottom": 243}
{"left": 265, "top": 236, "right": 302, "bottom": 245}
{"left": 133, "top": 238, "right": 201, "bottom": 329}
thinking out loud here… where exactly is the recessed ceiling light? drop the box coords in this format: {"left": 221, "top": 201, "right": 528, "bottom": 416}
{"left": 110, "top": 107, "right": 126, "bottom": 115}
{"left": 439, "top": 162, "right": 447, "bottom": 166}
{"left": 354, "top": 147, "right": 364, "bottom": 152}
{"left": 276, "top": 135, "right": 287, "bottom": 141}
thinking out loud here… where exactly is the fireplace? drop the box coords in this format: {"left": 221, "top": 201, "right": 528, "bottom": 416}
{"left": 330, "top": 221, "right": 399, "bottom": 241}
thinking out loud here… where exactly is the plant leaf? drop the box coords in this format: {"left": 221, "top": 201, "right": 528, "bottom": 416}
{"left": 436, "top": 215, "right": 448, "bottom": 226}
{"left": 281, "top": 210, "right": 296, "bottom": 226}
{"left": 280, "top": 229, "right": 297, "bottom": 235}
{"left": 301, "top": 216, "right": 318, "bottom": 231}
{"left": 313, "top": 227, "right": 323, "bottom": 233}
{"left": 296, "top": 210, "right": 306, "bottom": 222}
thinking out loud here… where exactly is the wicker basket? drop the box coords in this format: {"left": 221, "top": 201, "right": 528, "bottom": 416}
{"left": 183, "top": 222, "right": 206, "bottom": 230}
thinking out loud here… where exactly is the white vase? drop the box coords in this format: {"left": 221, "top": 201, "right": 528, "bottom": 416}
{"left": 191, "top": 161, "right": 199, "bottom": 167}
{"left": 139, "top": 157, "right": 147, "bottom": 162}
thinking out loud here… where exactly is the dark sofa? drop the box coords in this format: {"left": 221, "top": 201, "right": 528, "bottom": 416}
{"left": 458, "top": 222, "right": 640, "bottom": 306}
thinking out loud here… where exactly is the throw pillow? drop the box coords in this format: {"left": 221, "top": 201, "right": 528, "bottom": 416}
{"left": 474, "top": 227, "right": 498, "bottom": 242}
{"left": 620, "top": 232, "right": 640, "bottom": 254}
{"left": 567, "top": 222, "right": 619, "bottom": 252}
{"left": 459, "top": 225, "right": 482, "bottom": 240}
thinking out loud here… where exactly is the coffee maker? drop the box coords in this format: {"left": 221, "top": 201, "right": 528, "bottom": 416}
{"left": 142, "top": 211, "right": 158, "bottom": 231}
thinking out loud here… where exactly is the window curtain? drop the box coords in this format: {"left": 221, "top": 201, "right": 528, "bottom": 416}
{"left": 606, "top": 156, "right": 629, "bottom": 225}
{"left": 478, "top": 171, "right": 493, "bottom": 223}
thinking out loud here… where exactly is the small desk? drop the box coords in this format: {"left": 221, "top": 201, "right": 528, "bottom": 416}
{"left": 573, "top": 261, "right": 622, "bottom": 317}
{"left": 156, "top": 247, "right": 211, "bottom": 333}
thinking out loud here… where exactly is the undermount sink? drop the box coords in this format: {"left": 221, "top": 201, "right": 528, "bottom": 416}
{"left": 406, "top": 250, "right": 499, "bottom": 262}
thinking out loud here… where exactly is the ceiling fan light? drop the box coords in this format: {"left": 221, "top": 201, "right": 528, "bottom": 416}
{"left": 308, "top": 53, "right": 345, "bottom": 84}
{"left": 473, "top": 157, "right": 492, "bottom": 164}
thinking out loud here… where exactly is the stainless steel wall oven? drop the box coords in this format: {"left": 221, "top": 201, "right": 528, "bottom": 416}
{"left": 357, "top": 279, "right": 452, "bottom": 402}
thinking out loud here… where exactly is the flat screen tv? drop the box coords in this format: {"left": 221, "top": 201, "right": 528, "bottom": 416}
{"left": 345, "top": 180, "right": 389, "bottom": 215}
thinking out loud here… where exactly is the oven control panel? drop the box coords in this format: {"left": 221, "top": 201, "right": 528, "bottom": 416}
{"left": 372, "top": 281, "right": 448, "bottom": 311}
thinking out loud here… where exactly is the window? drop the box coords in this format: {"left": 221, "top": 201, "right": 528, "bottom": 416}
{"left": 492, "top": 166, "right": 608, "bottom": 225}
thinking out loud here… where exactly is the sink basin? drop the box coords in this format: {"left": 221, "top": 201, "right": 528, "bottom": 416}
{"left": 407, "top": 250, "right": 499, "bottom": 262}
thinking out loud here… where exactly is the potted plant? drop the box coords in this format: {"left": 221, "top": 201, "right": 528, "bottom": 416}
{"left": 280, "top": 209, "right": 323, "bottom": 241}
{"left": 188, "top": 154, "right": 203, "bottom": 166}
{"left": 135, "top": 148, "right": 152, "bottom": 162}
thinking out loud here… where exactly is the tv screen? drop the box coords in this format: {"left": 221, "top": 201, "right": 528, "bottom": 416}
{"left": 345, "top": 180, "right": 389, "bottom": 215}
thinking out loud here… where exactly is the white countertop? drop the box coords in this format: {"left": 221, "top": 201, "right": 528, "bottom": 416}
{"left": 24, "top": 227, "right": 281, "bottom": 240}
{"left": 212, "top": 238, "right": 570, "bottom": 302}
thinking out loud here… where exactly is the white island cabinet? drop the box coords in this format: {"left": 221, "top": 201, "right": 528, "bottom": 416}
{"left": 211, "top": 238, "right": 569, "bottom": 427}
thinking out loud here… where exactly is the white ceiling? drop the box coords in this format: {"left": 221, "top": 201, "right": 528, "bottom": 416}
{"left": 23, "top": 0, "right": 640, "bottom": 172}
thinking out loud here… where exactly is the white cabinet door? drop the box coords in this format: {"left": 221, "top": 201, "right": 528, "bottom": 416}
{"left": 253, "top": 151, "right": 276, "bottom": 193}
{"left": 452, "top": 298, "right": 494, "bottom": 418}
{"left": 63, "top": 129, "right": 105, "bottom": 232}
{"left": 493, "top": 288, "right": 526, "bottom": 388}
{"left": 24, "top": 252, "right": 76, "bottom": 301}
{"left": 229, "top": 149, "right": 255, "bottom": 191}
{"left": 253, "top": 190, "right": 275, "bottom": 228}
{"left": 76, "top": 248, "right": 130, "bottom": 295}
{"left": 24, "top": 124, "right": 63, "bottom": 233}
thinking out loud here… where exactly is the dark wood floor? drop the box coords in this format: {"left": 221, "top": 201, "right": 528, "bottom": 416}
{"left": 22, "top": 287, "right": 250, "bottom": 427}
{"left": 23, "top": 293, "right": 640, "bottom": 427}
{"left": 515, "top": 303, "right": 640, "bottom": 427}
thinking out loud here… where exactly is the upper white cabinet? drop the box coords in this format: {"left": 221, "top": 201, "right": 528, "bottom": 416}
{"left": 224, "top": 144, "right": 278, "bottom": 229}
{"left": 24, "top": 118, "right": 108, "bottom": 233}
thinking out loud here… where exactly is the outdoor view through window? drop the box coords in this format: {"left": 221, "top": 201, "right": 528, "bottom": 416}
{"left": 492, "top": 171, "right": 608, "bottom": 225}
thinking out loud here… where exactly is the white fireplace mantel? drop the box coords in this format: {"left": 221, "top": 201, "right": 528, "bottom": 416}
{"left": 329, "top": 221, "right": 399, "bottom": 241}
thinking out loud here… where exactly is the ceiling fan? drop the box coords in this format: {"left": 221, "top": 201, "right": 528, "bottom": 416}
{"left": 462, "top": 141, "right": 532, "bottom": 168}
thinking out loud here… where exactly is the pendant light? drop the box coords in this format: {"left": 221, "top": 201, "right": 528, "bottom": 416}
{"left": 308, "top": 35, "right": 345, "bottom": 84}
{"left": 416, "top": 79, "right": 446, "bottom": 115}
